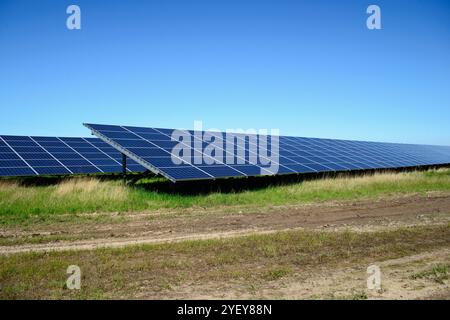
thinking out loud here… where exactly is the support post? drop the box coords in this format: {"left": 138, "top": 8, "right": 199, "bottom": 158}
{"left": 122, "top": 153, "right": 127, "bottom": 181}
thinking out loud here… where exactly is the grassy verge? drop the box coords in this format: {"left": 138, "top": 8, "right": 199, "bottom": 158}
{"left": 0, "top": 224, "right": 448, "bottom": 299}
{"left": 0, "top": 168, "right": 449, "bottom": 225}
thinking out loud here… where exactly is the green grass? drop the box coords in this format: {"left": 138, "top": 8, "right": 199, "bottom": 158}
{"left": 0, "top": 224, "right": 448, "bottom": 299}
{"left": 411, "top": 264, "right": 449, "bottom": 284}
{"left": 0, "top": 168, "right": 449, "bottom": 225}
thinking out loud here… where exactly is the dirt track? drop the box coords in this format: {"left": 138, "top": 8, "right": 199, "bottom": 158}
{"left": 1, "top": 192, "right": 449, "bottom": 255}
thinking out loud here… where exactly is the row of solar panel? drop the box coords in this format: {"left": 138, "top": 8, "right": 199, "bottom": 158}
{"left": 87, "top": 125, "right": 450, "bottom": 162}
{"left": 0, "top": 136, "right": 146, "bottom": 177}
{"left": 84, "top": 123, "right": 450, "bottom": 182}
{"left": 2, "top": 123, "right": 449, "bottom": 180}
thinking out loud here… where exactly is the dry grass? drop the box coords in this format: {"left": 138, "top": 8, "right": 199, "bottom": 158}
{"left": 299, "top": 172, "right": 411, "bottom": 191}
{"left": 0, "top": 180, "right": 18, "bottom": 190}
{"left": 53, "top": 178, "right": 128, "bottom": 202}
{"left": 282, "top": 170, "right": 449, "bottom": 197}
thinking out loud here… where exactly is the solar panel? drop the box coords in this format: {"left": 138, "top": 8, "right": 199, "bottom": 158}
{"left": 0, "top": 135, "right": 145, "bottom": 177}
{"left": 84, "top": 123, "right": 450, "bottom": 182}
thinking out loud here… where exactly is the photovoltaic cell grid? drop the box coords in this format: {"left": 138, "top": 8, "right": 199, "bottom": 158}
{"left": 84, "top": 123, "right": 450, "bottom": 182}
{"left": 0, "top": 135, "right": 145, "bottom": 177}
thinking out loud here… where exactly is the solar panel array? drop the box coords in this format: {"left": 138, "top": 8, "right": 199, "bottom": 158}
{"left": 84, "top": 123, "right": 450, "bottom": 182}
{"left": 0, "top": 135, "right": 145, "bottom": 177}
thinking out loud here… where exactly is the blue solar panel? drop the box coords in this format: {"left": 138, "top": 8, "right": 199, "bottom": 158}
{"left": 0, "top": 135, "right": 146, "bottom": 177}
{"left": 84, "top": 123, "right": 450, "bottom": 182}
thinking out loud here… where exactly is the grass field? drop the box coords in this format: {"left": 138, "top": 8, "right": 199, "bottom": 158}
{"left": 1, "top": 224, "right": 449, "bottom": 299}
{"left": 1, "top": 168, "right": 449, "bottom": 299}
{"left": 0, "top": 168, "right": 449, "bottom": 225}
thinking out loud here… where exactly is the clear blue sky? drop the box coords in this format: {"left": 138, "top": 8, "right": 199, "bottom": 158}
{"left": 1, "top": 0, "right": 449, "bottom": 145}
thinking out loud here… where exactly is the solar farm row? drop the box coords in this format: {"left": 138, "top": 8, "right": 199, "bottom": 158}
{"left": 84, "top": 123, "right": 450, "bottom": 182}
{"left": 0, "top": 135, "right": 145, "bottom": 176}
